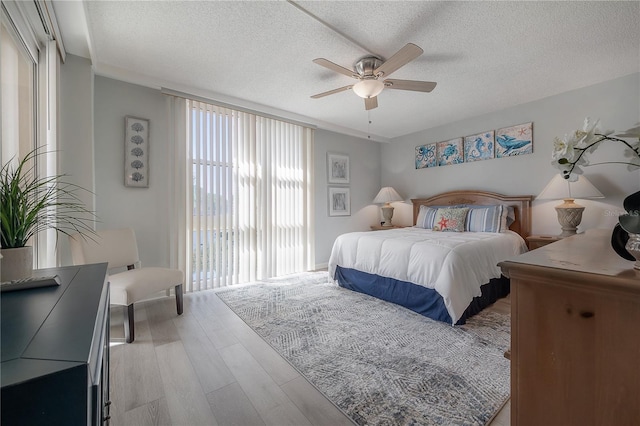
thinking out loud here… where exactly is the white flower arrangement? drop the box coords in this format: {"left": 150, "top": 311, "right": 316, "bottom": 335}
{"left": 552, "top": 117, "right": 640, "bottom": 181}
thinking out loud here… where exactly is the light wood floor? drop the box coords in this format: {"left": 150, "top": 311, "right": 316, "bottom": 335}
{"left": 108, "top": 288, "right": 512, "bottom": 425}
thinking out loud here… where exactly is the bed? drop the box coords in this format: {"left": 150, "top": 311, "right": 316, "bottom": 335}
{"left": 328, "top": 190, "right": 533, "bottom": 325}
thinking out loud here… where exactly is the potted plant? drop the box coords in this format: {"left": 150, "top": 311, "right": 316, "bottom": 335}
{"left": 0, "top": 148, "right": 96, "bottom": 281}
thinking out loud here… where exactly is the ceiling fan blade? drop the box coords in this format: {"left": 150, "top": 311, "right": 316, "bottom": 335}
{"left": 374, "top": 43, "right": 423, "bottom": 77}
{"left": 384, "top": 79, "right": 437, "bottom": 92}
{"left": 313, "top": 58, "right": 357, "bottom": 78}
{"left": 364, "top": 96, "right": 378, "bottom": 110}
{"left": 310, "top": 85, "right": 353, "bottom": 99}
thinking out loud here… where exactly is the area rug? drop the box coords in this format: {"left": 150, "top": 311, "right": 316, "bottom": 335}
{"left": 216, "top": 271, "right": 510, "bottom": 425}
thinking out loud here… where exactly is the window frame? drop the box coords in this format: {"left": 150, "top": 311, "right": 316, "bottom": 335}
{"left": 1, "top": 1, "right": 60, "bottom": 268}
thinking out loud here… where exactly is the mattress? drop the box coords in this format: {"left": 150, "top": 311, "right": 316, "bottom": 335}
{"left": 328, "top": 227, "right": 527, "bottom": 324}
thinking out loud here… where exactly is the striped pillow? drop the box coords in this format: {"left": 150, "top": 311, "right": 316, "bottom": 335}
{"left": 415, "top": 205, "right": 439, "bottom": 229}
{"left": 464, "top": 205, "right": 509, "bottom": 233}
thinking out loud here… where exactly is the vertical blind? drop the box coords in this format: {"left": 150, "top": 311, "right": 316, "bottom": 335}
{"left": 186, "top": 100, "right": 314, "bottom": 291}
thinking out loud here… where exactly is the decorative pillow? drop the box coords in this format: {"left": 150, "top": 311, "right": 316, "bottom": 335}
{"left": 505, "top": 205, "right": 516, "bottom": 227}
{"left": 464, "top": 204, "right": 509, "bottom": 232}
{"left": 415, "top": 205, "right": 439, "bottom": 229}
{"left": 432, "top": 207, "right": 469, "bottom": 232}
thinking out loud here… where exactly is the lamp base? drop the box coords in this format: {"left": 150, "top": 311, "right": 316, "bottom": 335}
{"left": 381, "top": 205, "right": 395, "bottom": 227}
{"left": 555, "top": 199, "right": 585, "bottom": 238}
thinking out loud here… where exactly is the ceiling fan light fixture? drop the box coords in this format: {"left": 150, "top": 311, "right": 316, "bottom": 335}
{"left": 352, "top": 79, "right": 384, "bottom": 99}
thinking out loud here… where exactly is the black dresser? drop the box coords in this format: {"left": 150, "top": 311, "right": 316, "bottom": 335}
{"left": 1, "top": 263, "right": 110, "bottom": 425}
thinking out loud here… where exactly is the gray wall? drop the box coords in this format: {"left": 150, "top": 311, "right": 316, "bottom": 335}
{"left": 93, "top": 76, "right": 173, "bottom": 268}
{"left": 59, "top": 64, "right": 380, "bottom": 269}
{"left": 58, "top": 54, "right": 94, "bottom": 266}
{"left": 313, "top": 130, "right": 381, "bottom": 267}
{"left": 383, "top": 73, "right": 640, "bottom": 235}
{"left": 92, "top": 78, "right": 382, "bottom": 269}
{"left": 58, "top": 55, "right": 638, "bottom": 270}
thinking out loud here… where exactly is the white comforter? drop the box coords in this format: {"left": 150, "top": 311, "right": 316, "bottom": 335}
{"left": 328, "top": 227, "right": 527, "bottom": 324}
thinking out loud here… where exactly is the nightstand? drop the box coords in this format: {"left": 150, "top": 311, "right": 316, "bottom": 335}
{"left": 526, "top": 235, "right": 561, "bottom": 250}
{"left": 370, "top": 225, "right": 407, "bottom": 231}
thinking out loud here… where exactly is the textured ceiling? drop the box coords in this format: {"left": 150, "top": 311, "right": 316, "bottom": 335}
{"left": 54, "top": 1, "right": 640, "bottom": 142}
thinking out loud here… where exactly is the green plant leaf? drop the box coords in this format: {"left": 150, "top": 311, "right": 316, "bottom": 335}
{"left": 1, "top": 147, "right": 97, "bottom": 249}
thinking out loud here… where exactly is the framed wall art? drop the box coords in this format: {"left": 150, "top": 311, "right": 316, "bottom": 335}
{"left": 125, "top": 116, "right": 149, "bottom": 187}
{"left": 464, "top": 131, "right": 495, "bottom": 162}
{"left": 437, "top": 137, "right": 464, "bottom": 166}
{"left": 328, "top": 187, "right": 351, "bottom": 216}
{"left": 415, "top": 143, "right": 437, "bottom": 169}
{"left": 496, "top": 122, "right": 533, "bottom": 158}
{"left": 327, "top": 152, "right": 350, "bottom": 184}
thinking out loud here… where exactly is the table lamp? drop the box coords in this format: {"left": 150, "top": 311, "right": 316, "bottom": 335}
{"left": 373, "top": 187, "right": 403, "bottom": 227}
{"left": 537, "top": 174, "right": 604, "bottom": 237}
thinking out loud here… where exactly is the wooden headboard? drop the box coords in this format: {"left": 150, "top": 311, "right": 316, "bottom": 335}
{"left": 411, "top": 190, "right": 533, "bottom": 240}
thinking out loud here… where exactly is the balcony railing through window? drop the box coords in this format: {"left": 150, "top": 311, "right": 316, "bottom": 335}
{"left": 186, "top": 100, "right": 313, "bottom": 291}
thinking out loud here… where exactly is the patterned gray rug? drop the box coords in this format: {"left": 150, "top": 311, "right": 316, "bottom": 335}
{"left": 216, "top": 271, "right": 510, "bottom": 426}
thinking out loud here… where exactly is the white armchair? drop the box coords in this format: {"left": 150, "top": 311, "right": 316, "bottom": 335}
{"left": 69, "top": 228, "right": 184, "bottom": 343}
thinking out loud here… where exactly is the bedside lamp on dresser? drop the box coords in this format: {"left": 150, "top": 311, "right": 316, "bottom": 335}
{"left": 537, "top": 174, "right": 604, "bottom": 238}
{"left": 373, "top": 187, "right": 403, "bottom": 227}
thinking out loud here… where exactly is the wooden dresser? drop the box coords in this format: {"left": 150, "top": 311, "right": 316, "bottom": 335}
{"left": 499, "top": 229, "right": 640, "bottom": 425}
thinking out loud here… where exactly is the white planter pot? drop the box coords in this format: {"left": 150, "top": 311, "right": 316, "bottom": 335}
{"left": 0, "top": 246, "right": 33, "bottom": 282}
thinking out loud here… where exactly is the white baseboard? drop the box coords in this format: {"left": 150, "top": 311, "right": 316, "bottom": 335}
{"left": 313, "top": 262, "right": 328, "bottom": 271}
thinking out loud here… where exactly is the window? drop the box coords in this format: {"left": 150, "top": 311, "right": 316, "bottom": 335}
{"left": 1, "top": 9, "right": 36, "bottom": 168}
{"left": 1, "top": 2, "right": 60, "bottom": 267}
{"left": 187, "top": 100, "right": 314, "bottom": 290}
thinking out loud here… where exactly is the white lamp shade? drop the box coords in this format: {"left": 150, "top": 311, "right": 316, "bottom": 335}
{"left": 353, "top": 79, "right": 384, "bottom": 98}
{"left": 373, "top": 187, "right": 403, "bottom": 204}
{"left": 537, "top": 174, "right": 604, "bottom": 200}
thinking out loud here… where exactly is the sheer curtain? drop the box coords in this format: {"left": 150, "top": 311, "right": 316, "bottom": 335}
{"left": 167, "top": 96, "right": 314, "bottom": 291}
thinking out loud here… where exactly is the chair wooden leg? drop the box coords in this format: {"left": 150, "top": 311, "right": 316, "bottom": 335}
{"left": 175, "top": 284, "right": 183, "bottom": 315}
{"left": 124, "top": 304, "right": 135, "bottom": 343}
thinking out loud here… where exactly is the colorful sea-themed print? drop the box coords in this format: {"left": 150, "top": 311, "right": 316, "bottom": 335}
{"left": 464, "top": 131, "right": 494, "bottom": 162}
{"left": 437, "top": 138, "right": 464, "bottom": 166}
{"left": 496, "top": 122, "right": 533, "bottom": 158}
{"left": 415, "top": 143, "right": 437, "bottom": 169}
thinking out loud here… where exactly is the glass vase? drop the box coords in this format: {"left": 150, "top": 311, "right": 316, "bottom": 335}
{"left": 625, "top": 233, "right": 640, "bottom": 270}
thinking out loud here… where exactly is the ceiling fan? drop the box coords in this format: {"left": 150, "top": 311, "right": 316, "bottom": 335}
{"left": 311, "top": 43, "right": 437, "bottom": 111}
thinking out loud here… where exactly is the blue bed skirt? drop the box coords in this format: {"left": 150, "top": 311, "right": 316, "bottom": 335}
{"left": 334, "top": 266, "right": 510, "bottom": 325}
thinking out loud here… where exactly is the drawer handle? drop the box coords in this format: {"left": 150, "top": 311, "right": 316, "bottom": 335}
{"left": 580, "top": 311, "right": 594, "bottom": 318}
